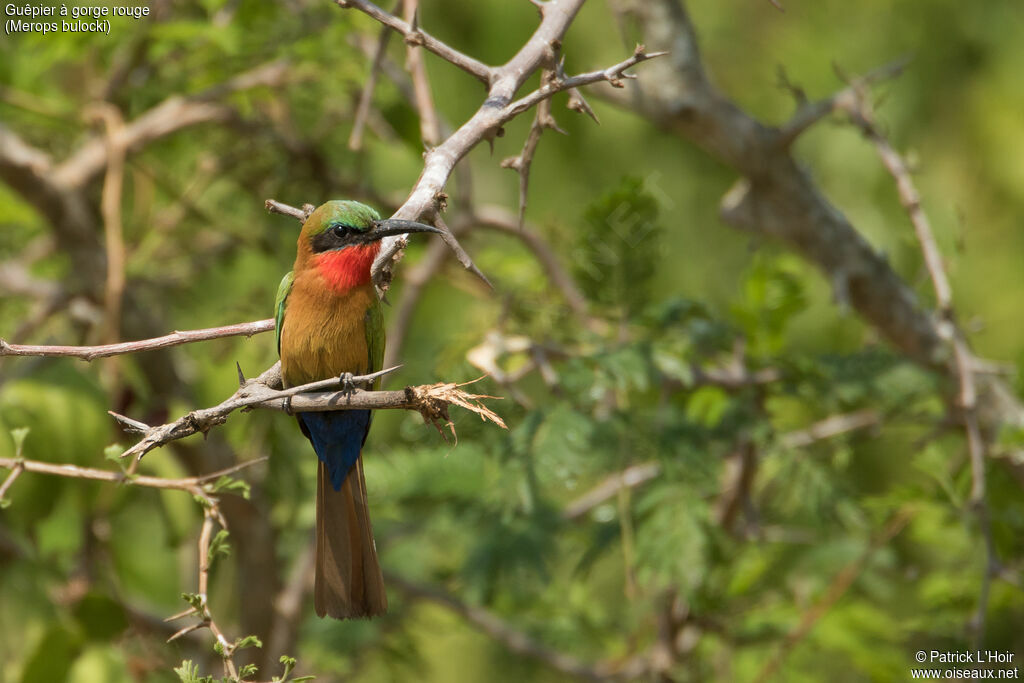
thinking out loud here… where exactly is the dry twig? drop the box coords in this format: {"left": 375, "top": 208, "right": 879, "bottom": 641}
{"left": 402, "top": 0, "right": 443, "bottom": 146}
{"left": 112, "top": 362, "right": 504, "bottom": 462}
{"left": 0, "top": 319, "right": 274, "bottom": 361}
{"left": 52, "top": 61, "right": 293, "bottom": 189}
{"left": 0, "top": 456, "right": 263, "bottom": 507}
{"left": 836, "top": 78, "right": 999, "bottom": 644}
{"left": 348, "top": 14, "right": 395, "bottom": 151}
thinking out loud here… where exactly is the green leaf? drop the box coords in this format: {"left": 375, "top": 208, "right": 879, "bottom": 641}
{"left": 277, "top": 655, "right": 297, "bottom": 680}
{"left": 10, "top": 426, "right": 29, "bottom": 456}
{"left": 72, "top": 592, "right": 129, "bottom": 642}
{"left": 653, "top": 348, "right": 694, "bottom": 386}
{"left": 208, "top": 529, "right": 231, "bottom": 562}
{"left": 174, "top": 660, "right": 215, "bottom": 683}
{"left": 233, "top": 634, "right": 263, "bottom": 651}
{"left": 21, "top": 624, "right": 82, "bottom": 683}
{"left": 103, "top": 443, "right": 125, "bottom": 462}
{"left": 207, "top": 475, "right": 251, "bottom": 500}
{"left": 573, "top": 176, "right": 663, "bottom": 316}
{"left": 685, "top": 386, "right": 730, "bottom": 428}
{"left": 180, "top": 592, "right": 205, "bottom": 613}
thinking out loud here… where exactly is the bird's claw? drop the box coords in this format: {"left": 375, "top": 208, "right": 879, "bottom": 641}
{"left": 339, "top": 372, "right": 357, "bottom": 401}
{"left": 283, "top": 395, "right": 293, "bottom": 416}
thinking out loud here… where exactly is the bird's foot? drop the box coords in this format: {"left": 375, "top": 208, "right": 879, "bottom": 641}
{"left": 283, "top": 395, "right": 294, "bottom": 416}
{"left": 339, "top": 372, "right": 357, "bottom": 401}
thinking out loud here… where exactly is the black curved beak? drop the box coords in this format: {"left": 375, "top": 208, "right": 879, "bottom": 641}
{"left": 369, "top": 219, "right": 444, "bottom": 240}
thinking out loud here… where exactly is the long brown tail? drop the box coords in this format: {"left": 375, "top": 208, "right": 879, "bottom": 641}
{"left": 314, "top": 457, "right": 387, "bottom": 618}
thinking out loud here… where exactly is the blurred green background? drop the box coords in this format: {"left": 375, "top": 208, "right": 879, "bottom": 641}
{"left": 1, "top": 0, "right": 1022, "bottom": 681}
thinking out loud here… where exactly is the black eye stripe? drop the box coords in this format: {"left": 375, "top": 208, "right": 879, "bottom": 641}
{"left": 310, "top": 223, "right": 366, "bottom": 253}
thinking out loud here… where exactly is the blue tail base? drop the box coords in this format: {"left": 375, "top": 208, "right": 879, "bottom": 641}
{"left": 298, "top": 410, "right": 370, "bottom": 491}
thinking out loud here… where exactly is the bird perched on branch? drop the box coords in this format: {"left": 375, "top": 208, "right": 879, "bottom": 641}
{"left": 275, "top": 200, "right": 440, "bottom": 618}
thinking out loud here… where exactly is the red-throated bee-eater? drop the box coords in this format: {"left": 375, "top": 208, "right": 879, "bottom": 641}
{"left": 275, "top": 200, "right": 440, "bottom": 618}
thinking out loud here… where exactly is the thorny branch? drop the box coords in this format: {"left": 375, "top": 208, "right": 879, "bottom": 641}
{"left": 111, "top": 362, "right": 504, "bottom": 462}
{"left": 335, "top": 0, "right": 493, "bottom": 84}
{"left": 334, "top": 0, "right": 665, "bottom": 290}
{"left": 775, "top": 57, "right": 911, "bottom": 148}
{"left": 836, "top": 75, "right": 1000, "bottom": 644}
{"left": 501, "top": 71, "right": 565, "bottom": 229}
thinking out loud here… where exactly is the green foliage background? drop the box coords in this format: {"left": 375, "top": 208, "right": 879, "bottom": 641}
{"left": 1, "top": 0, "right": 1023, "bottom": 681}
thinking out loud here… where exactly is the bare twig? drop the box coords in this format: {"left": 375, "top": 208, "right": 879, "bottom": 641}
{"left": 0, "top": 124, "right": 101, "bottom": 283}
{"left": 335, "top": 0, "right": 494, "bottom": 84}
{"left": 677, "top": 364, "right": 782, "bottom": 391}
{"left": 0, "top": 319, "right": 274, "bottom": 361}
{"left": 402, "top": 0, "right": 443, "bottom": 146}
{"left": 563, "top": 462, "right": 662, "bottom": 521}
{"left": 775, "top": 57, "right": 911, "bottom": 148}
{"left": 434, "top": 215, "right": 492, "bottom": 288}
{"left": 465, "top": 331, "right": 571, "bottom": 408}
{"left": 351, "top": 31, "right": 419, "bottom": 113}
{"left": 834, "top": 66, "right": 951, "bottom": 311}
{"left": 501, "top": 45, "right": 669, "bottom": 119}
{"left": 714, "top": 440, "right": 758, "bottom": 535}
{"left": 171, "top": 509, "right": 239, "bottom": 679}
{"left": 53, "top": 60, "right": 293, "bottom": 189}
{"left": 0, "top": 461, "right": 25, "bottom": 503}
{"left": 567, "top": 87, "right": 600, "bottom": 123}
{"left": 382, "top": 237, "right": 450, "bottom": 370}
{"left": 265, "top": 198, "right": 313, "bottom": 222}
{"left": 88, "top": 103, "right": 129, "bottom": 377}
{"left": 837, "top": 78, "right": 999, "bottom": 643}
{"left": 349, "top": 15, "right": 395, "bottom": 151}
{"left": 0, "top": 456, "right": 264, "bottom": 495}
{"left": 778, "top": 410, "right": 880, "bottom": 449}
{"left": 116, "top": 364, "right": 504, "bottom": 461}
{"left": 501, "top": 71, "right": 565, "bottom": 228}
{"left": 473, "top": 204, "right": 596, "bottom": 326}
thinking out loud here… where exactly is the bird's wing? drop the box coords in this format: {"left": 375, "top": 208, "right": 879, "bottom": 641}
{"left": 274, "top": 270, "right": 295, "bottom": 355}
{"left": 364, "top": 298, "right": 385, "bottom": 389}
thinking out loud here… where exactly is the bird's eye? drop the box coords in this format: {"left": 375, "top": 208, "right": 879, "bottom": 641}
{"left": 331, "top": 225, "right": 351, "bottom": 238}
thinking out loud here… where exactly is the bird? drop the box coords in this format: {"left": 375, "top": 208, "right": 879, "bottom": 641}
{"left": 274, "top": 200, "right": 440, "bottom": 618}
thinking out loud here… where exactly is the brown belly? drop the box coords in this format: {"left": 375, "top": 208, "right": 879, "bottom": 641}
{"left": 280, "top": 276, "right": 377, "bottom": 387}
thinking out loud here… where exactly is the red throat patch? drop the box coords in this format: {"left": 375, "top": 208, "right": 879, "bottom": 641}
{"left": 314, "top": 243, "right": 380, "bottom": 293}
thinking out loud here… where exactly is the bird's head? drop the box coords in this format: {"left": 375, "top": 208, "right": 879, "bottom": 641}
{"left": 297, "top": 200, "right": 441, "bottom": 292}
